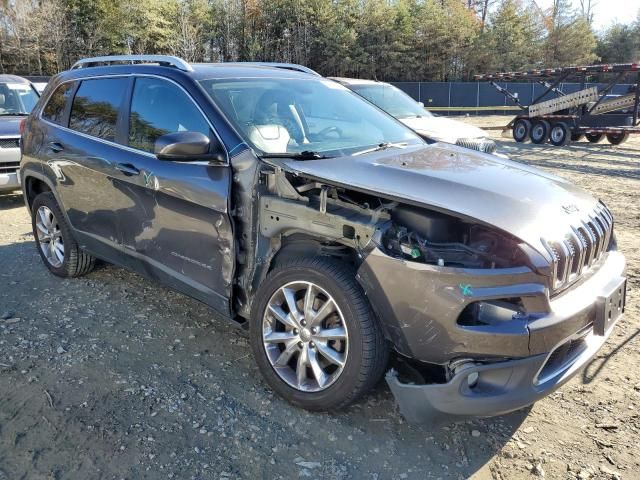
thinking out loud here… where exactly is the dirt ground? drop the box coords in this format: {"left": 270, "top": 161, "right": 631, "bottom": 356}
{"left": 0, "top": 117, "right": 639, "bottom": 480}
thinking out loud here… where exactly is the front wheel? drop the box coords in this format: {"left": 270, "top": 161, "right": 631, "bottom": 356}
{"left": 512, "top": 119, "right": 531, "bottom": 143}
{"left": 250, "top": 256, "right": 388, "bottom": 411}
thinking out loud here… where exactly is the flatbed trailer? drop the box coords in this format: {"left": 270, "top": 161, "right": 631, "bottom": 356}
{"left": 474, "top": 63, "right": 640, "bottom": 146}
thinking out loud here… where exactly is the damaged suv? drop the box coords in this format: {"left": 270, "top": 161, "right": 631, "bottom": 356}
{"left": 21, "top": 56, "right": 626, "bottom": 423}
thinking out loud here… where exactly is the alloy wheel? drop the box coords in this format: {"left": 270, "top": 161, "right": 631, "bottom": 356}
{"left": 262, "top": 281, "right": 349, "bottom": 392}
{"left": 35, "top": 206, "right": 64, "bottom": 268}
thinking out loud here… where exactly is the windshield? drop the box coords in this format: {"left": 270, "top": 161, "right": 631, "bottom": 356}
{"left": 0, "top": 82, "right": 39, "bottom": 115}
{"left": 350, "top": 83, "right": 433, "bottom": 119}
{"left": 199, "top": 77, "right": 422, "bottom": 156}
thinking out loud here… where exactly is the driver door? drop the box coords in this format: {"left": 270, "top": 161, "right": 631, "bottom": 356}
{"left": 113, "top": 76, "right": 234, "bottom": 314}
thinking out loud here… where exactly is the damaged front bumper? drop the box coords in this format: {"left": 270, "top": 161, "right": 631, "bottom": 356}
{"left": 357, "top": 247, "right": 626, "bottom": 424}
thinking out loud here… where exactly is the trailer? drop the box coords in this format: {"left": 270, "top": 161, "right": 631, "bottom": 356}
{"left": 474, "top": 63, "right": 640, "bottom": 146}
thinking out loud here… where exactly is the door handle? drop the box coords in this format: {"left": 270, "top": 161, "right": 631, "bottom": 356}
{"left": 115, "top": 162, "right": 140, "bottom": 176}
{"left": 48, "top": 142, "right": 64, "bottom": 153}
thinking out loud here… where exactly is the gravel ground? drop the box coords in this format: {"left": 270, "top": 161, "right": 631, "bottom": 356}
{"left": 0, "top": 119, "right": 639, "bottom": 479}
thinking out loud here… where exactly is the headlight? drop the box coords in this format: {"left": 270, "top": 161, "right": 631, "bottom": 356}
{"left": 382, "top": 205, "right": 528, "bottom": 269}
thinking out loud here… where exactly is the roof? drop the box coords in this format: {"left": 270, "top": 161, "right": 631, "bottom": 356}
{"left": 0, "top": 74, "right": 31, "bottom": 84}
{"left": 329, "top": 77, "right": 386, "bottom": 86}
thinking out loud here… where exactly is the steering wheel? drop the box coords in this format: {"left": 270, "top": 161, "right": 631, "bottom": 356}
{"left": 317, "top": 126, "right": 343, "bottom": 139}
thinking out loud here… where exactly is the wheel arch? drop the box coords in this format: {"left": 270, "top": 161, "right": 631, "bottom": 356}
{"left": 21, "top": 169, "right": 73, "bottom": 229}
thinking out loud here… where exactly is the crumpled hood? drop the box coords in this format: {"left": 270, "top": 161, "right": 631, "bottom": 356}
{"left": 400, "top": 116, "right": 489, "bottom": 144}
{"left": 275, "top": 144, "right": 600, "bottom": 258}
{"left": 0, "top": 117, "right": 24, "bottom": 137}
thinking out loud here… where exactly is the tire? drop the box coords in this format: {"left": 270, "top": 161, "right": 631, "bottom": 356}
{"left": 585, "top": 132, "right": 604, "bottom": 143}
{"left": 31, "top": 192, "right": 95, "bottom": 277}
{"left": 530, "top": 120, "right": 550, "bottom": 144}
{"left": 606, "top": 132, "right": 629, "bottom": 145}
{"left": 549, "top": 122, "right": 571, "bottom": 146}
{"left": 570, "top": 133, "right": 584, "bottom": 142}
{"left": 512, "top": 119, "right": 531, "bottom": 143}
{"left": 250, "top": 256, "right": 388, "bottom": 411}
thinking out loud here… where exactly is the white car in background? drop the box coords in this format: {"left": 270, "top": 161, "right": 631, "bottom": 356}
{"left": 332, "top": 77, "right": 497, "bottom": 154}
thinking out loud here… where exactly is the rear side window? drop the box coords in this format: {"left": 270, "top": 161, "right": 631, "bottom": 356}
{"left": 69, "top": 78, "right": 128, "bottom": 142}
{"left": 42, "top": 83, "right": 74, "bottom": 125}
{"left": 128, "top": 77, "right": 210, "bottom": 153}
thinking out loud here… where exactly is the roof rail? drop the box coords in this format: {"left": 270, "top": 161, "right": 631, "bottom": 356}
{"left": 71, "top": 55, "right": 193, "bottom": 72}
{"left": 217, "top": 62, "right": 321, "bottom": 76}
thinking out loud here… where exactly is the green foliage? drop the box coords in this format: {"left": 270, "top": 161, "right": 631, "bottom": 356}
{"left": 0, "top": 0, "right": 607, "bottom": 79}
{"left": 597, "top": 22, "right": 640, "bottom": 64}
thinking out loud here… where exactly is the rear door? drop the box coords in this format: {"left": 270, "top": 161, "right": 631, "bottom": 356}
{"left": 43, "top": 77, "right": 135, "bottom": 262}
{"left": 114, "top": 75, "right": 234, "bottom": 314}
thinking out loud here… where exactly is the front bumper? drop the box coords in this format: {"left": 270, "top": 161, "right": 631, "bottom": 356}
{"left": 0, "top": 146, "right": 21, "bottom": 192}
{"left": 357, "top": 248, "right": 626, "bottom": 423}
{"left": 387, "top": 317, "right": 618, "bottom": 424}
{"left": 0, "top": 170, "right": 20, "bottom": 192}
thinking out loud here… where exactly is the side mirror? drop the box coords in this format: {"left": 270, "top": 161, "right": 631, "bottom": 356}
{"left": 154, "top": 131, "right": 225, "bottom": 163}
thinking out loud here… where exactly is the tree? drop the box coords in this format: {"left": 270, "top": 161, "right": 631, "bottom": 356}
{"left": 542, "top": 0, "right": 597, "bottom": 66}
{"left": 484, "top": 0, "right": 543, "bottom": 71}
{"left": 597, "top": 23, "right": 639, "bottom": 64}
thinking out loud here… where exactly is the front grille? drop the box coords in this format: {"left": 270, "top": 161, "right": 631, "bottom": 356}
{"left": 0, "top": 138, "right": 19, "bottom": 149}
{"left": 0, "top": 161, "right": 20, "bottom": 173}
{"left": 542, "top": 204, "right": 614, "bottom": 292}
{"left": 455, "top": 137, "right": 497, "bottom": 154}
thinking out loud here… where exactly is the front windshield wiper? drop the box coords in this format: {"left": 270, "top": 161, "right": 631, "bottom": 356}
{"left": 259, "top": 151, "right": 331, "bottom": 160}
{"left": 0, "top": 112, "right": 29, "bottom": 116}
{"left": 352, "top": 142, "right": 408, "bottom": 156}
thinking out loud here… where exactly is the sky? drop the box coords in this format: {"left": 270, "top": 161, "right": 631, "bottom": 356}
{"left": 536, "top": 0, "right": 640, "bottom": 31}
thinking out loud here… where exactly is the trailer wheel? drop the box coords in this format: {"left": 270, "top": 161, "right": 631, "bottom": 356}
{"left": 549, "top": 122, "right": 571, "bottom": 146}
{"left": 585, "top": 133, "right": 604, "bottom": 143}
{"left": 606, "top": 132, "right": 629, "bottom": 145}
{"left": 570, "top": 133, "right": 584, "bottom": 142}
{"left": 512, "top": 119, "right": 531, "bottom": 143}
{"left": 530, "top": 120, "right": 550, "bottom": 144}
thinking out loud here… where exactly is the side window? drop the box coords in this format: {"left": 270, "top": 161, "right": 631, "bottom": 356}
{"left": 129, "top": 77, "right": 211, "bottom": 153}
{"left": 69, "top": 78, "right": 128, "bottom": 142}
{"left": 42, "top": 83, "right": 74, "bottom": 125}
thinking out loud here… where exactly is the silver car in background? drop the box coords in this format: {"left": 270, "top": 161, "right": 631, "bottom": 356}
{"left": 0, "top": 75, "right": 39, "bottom": 193}
{"left": 332, "top": 77, "right": 497, "bottom": 154}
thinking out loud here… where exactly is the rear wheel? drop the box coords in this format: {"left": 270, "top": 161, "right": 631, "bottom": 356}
{"left": 585, "top": 132, "right": 604, "bottom": 143}
{"left": 549, "top": 122, "right": 571, "bottom": 146}
{"left": 530, "top": 120, "right": 550, "bottom": 144}
{"left": 250, "top": 256, "right": 388, "bottom": 411}
{"left": 512, "top": 119, "right": 531, "bottom": 143}
{"left": 31, "top": 192, "right": 95, "bottom": 277}
{"left": 606, "top": 132, "right": 629, "bottom": 145}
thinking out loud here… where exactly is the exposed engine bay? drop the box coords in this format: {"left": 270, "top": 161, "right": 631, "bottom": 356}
{"left": 258, "top": 166, "right": 528, "bottom": 271}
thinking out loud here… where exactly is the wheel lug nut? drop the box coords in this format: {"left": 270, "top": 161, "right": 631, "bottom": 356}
{"left": 309, "top": 341, "right": 315, "bottom": 348}
{"left": 298, "top": 342, "right": 304, "bottom": 349}
{"left": 293, "top": 328, "right": 299, "bottom": 335}
{"left": 311, "top": 327, "right": 318, "bottom": 334}
{"left": 300, "top": 320, "right": 306, "bottom": 326}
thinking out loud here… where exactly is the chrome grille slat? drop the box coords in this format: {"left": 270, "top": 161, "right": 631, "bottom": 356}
{"left": 569, "top": 228, "right": 586, "bottom": 275}
{"left": 589, "top": 217, "right": 605, "bottom": 258}
{"left": 0, "top": 138, "right": 20, "bottom": 149}
{"left": 542, "top": 205, "right": 614, "bottom": 293}
{"left": 454, "top": 138, "right": 497, "bottom": 154}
